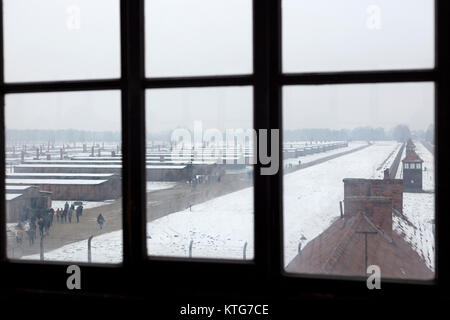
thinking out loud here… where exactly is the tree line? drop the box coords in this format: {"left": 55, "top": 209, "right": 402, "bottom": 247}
{"left": 284, "top": 124, "right": 434, "bottom": 143}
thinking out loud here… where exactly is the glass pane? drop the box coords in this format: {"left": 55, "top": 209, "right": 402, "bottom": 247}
{"left": 145, "top": 0, "right": 252, "bottom": 77}
{"left": 283, "top": 83, "right": 435, "bottom": 280}
{"left": 5, "top": 91, "right": 122, "bottom": 264}
{"left": 283, "top": 0, "right": 434, "bottom": 72}
{"left": 4, "top": 0, "right": 120, "bottom": 82}
{"left": 146, "top": 87, "right": 254, "bottom": 260}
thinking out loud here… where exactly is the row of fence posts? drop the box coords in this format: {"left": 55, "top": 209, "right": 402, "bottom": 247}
{"left": 16, "top": 235, "right": 250, "bottom": 261}
{"left": 30, "top": 234, "right": 95, "bottom": 262}
{"left": 187, "top": 240, "right": 249, "bottom": 260}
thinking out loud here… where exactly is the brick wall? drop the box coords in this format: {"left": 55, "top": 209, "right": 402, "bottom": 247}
{"left": 343, "top": 178, "right": 404, "bottom": 235}
{"left": 344, "top": 196, "right": 393, "bottom": 235}
{"left": 343, "top": 178, "right": 403, "bottom": 212}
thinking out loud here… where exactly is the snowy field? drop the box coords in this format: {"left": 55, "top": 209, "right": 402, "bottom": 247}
{"left": 415, "top": 141, "right": 435, "bottom": 192}
{"left": 21, "top": 141, "right": 435, "bottom": 271}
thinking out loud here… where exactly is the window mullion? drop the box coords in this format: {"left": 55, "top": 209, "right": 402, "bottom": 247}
{"left": 253, "top": 0, "right": 283, "bottom": 281}
{"left": 120, "top": 0, "right": 146, "bottom": 269}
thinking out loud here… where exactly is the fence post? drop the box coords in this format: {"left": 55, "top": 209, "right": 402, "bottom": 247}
{"left": 188, "top": 240, "right": 193, "bottom": 258}
{"left": 88, "top": 235, "right": 94, "bottom": 263}
{"left": 243, "top": 242, "right": 248, "bottom": 260}
{"left": 40, "top": 236, "right": 44, "bottom": 261}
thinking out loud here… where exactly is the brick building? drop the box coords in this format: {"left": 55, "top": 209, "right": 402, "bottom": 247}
{"left": 286, "top": 173, "right": 432, "bottom": 279}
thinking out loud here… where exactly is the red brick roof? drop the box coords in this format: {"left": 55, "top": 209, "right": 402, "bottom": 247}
{"left": 286, "top": 212, "right": 433, "bottom": 280}
{"left": 402, "top": 150, "right": 424, "bottom": 163}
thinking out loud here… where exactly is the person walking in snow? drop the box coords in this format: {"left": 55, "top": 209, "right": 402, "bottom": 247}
{"left": 76, "top": 205, "right": 83, "bottom": 223}
{"left": 37, "top": 217, "right": 44, "bottom": 237}
{"left": 68, "top": 206, "right": 73, "bottom": 223}
{"left": 48, "top": 208, "right": 54, "bottom": 227}
{"left": 97, "top": 214, "right": 105, "bottom": 230}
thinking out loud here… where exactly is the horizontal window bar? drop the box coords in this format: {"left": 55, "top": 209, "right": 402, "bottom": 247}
{"left": 144, "top": 75, "right": 254, "bottom": 88}
{"left": 281, "top": 69, "right": 436, "bottom": 85}
{"left": 1, "top": 79, "right": 122, "bottom": 94}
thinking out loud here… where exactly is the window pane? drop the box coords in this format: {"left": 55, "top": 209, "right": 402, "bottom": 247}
{"left": 146, "top": 87, "right": 254, "bottom": 260}
{"left": 282, "top": 0, "right": 434, "bottom": 72}
{"left": 145, "top": 0, "right": 252, "bottom": 77}
{"left": 5, "top": 91, "right": 122, "bottom": 264}
{"left": 4, "top": 0, "right": 120, "bottom": 82}
{"left": 283, "top": 83, "right": 435, "bottom": 280}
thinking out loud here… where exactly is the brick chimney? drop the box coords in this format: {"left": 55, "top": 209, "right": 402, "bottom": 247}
{"left": 344, "top": 196, "right": 393, "bottom": 236}
{"left": 343, "top": 177, "right": 404, "bottom": 235}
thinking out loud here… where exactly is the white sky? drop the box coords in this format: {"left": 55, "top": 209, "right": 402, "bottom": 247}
{"left": 4, "top": 0, "right": 435, "bottom": 132}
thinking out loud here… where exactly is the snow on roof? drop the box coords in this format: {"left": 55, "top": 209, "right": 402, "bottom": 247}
{"left": 6, "top": 178, "right": 108, "bottom": 185}
{"left": 6, "top": 193, "right": 22, "bottom": 201}
{"left": 5, "top": 185, "right": 31, "bottom": 191}
{"left": 146, "top": 165, "right": 186, "bottom": 169}
{"left": 402, "top": 150, "right": 424, "bottom": 163}
{"left": 7, "top": 173, "right": 114, "bottom": 178}
{"left": 15, "top": 164, "right": 122, "bottom": 168}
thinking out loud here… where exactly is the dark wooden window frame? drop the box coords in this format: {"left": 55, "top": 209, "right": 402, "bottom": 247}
{"left": 0, "top": 0, "right": 448, "bottom": 302}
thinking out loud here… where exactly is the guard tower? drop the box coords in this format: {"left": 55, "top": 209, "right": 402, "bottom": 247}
{"left": 402, "top": 150, "right": 423, "bottom": 191}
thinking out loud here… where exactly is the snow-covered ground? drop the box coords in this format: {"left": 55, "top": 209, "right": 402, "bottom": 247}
{"left": 394, "top": 192, "right": 435, "bottom": 270}
{"left": 21, "top": 142, "right": 390, "bottom": 264}
{"left": 283, "top": 141, "right": 396, "bottom": 265}
{"left": 415, "top": 141, "right": 435, "bottom": 192}
{"left": 372, "top": 142, "right": 402, "bottom": 179}
{"left": 21, "top": 141, "right": 435, "bottom": 271}
{"left": 283, "top": 141, "right": 367, "bottom": 168}
{"left": 146, "top": 182, "right": 177, "bottom": 193}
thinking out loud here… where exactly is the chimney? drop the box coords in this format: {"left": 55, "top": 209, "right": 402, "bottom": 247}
{"left": 344, "top": 196, "right": 393, "bottom": 236}
{"left": 383, "top": 168, "right": 390, "bottom": 179}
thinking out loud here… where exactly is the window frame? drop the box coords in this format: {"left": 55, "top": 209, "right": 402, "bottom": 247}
{"left": 0, "top": 0, "right": 448, "bottom": 301}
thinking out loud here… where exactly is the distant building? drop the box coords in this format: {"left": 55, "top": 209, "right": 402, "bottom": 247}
{"left": 286, "top": 175, "right": 432, "bottom": 280}
{"left": 402, "top": 150, "right": 423, "bottom": 191}
{"left": 405, "top": 138, "right": 416, "bottom": 156}
{"left": 6, "top": 185, "right": 52, "bottom": 222}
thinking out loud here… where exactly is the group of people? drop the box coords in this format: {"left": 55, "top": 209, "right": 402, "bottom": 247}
{"left": 13, "top": 202, "right": 106, "bottom": 247}
{"left": 14, "top": 207, "right": 54, "bottom": 246}
{"left": 55, "top": 202, "right": 83, "bottom": 224}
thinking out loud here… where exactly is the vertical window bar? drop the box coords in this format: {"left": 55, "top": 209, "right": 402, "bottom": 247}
{"left": 436, "top": 0, "right": 449, "bottom": 289}
{"left": 253, "top": 0, "right": 283, "bottom": 279}
{"left": 120, "top": 0, "right": 146, "bottom": 267}
{"left": 0, "top": 0, "right": 6, "bottom": 262}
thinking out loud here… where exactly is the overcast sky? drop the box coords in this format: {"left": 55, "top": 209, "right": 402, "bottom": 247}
{"left": 4, "top": 0, "right": 434, "bottom": 132}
